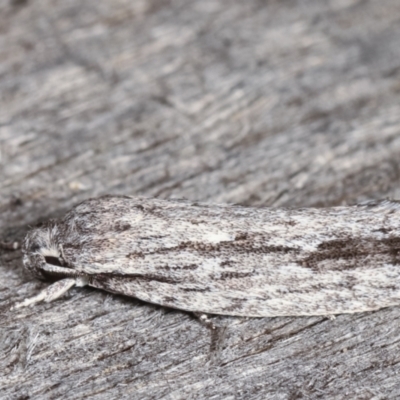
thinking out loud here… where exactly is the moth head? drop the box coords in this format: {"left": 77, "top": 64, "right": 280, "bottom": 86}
{"left": 22, "top": 222, "right": 64, "bottom": 280}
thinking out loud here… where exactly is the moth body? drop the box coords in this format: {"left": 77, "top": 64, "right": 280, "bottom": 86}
{"left": 20, "top": 195, "right": 400, "bottom": 317}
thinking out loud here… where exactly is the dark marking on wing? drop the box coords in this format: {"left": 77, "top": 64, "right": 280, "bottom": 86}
{"left": 139, "top": 235, "right": 167, "bottom": 240}
{"left": 221, "top": 298, "right": 249, "bottom": 313}
{"left": 126, "top": 239, "right": 298, "bottom": 259}
{"left": 91, "top": 273, "right": 181, "bottom": 285}
{"left": 301, "top": 237, "right": 400, "bottom": 270}
{"left": 114, "top": 222, "right": 131, "bottom": 232}
{"left": 126, "top": 251, "right": 146, "bottom": 259}
{"left": 159, "top": 264, "right": 199, "bottom": 271}
{"left": 285, "top": 220, "right": 297, "bottom": 226}
{"left": 189, "top": 219, "right": 205, "bottom": 225}
{"left": 181, "top": 287, "right": 208, "bottom": 292}
{"left": 218, "top": 271, "right": 254, "bottom": 280}
{"left": 220, "top": 260, "right": 235, "bottom": 267}
{"left": 373, "top": 227, "right": 393, "bottom": 234}
{"left": 235, "top": 232, "right": 248, "bottom": 241}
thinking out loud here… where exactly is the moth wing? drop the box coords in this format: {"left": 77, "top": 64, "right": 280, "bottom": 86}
{"left": 61, "top": 196, "right": 400, "bottom": 317}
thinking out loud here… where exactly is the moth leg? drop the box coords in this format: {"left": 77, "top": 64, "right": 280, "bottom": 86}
{"left": 12, "top": 278, "right": 78, "bottom": 309}
{"left": 193, "top": 312, "right": 226, "bottom": 353}
{"left": 193, "top": 312, "right": 217, "bottom": 331}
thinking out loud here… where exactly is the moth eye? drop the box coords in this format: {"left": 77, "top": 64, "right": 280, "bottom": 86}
{"left": 29, "top": 244, "right": 41, "bottom": 252}
{"left": 44, "top": 256, "right": 63, "bottom": 267}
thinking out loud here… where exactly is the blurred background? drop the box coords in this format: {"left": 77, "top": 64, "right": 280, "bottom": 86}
{"left": 1, "top": 0, "right": 400, "bottom": 227}
{"left": 1, "top": 1, "right": 400, "bottom": 398}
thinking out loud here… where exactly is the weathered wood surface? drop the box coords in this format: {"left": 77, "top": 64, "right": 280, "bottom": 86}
{"left": 1, "top": 0, "right": 400, "bottom": 398}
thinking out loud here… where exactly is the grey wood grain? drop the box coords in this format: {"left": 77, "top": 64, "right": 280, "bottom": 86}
{"left": 1, "top": 0, "right": 400, "bottom": 398}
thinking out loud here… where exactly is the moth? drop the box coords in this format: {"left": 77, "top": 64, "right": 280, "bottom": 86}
{"left": 14, "top": 195, "right": 400, "bottom": 317}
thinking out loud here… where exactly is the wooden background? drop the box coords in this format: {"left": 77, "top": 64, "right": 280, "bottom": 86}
{"left": 1, "top": 0, "right": 400, "bottom": 398}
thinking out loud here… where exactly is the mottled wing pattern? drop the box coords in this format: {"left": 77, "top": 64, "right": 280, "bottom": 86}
{"left": 52, "top": 196, "right": 400, "bottom": 317}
